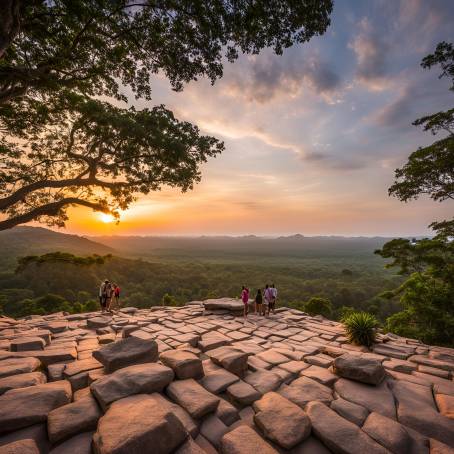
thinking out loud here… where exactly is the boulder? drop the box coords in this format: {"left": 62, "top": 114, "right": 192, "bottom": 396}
{"left": 47, "top": 395, "right": 101, "bottom": 444}
{"left": 220, "top": 425, "right": 278, "bottom": 454}
{"left": 253, "top": 392, "right": 311, "bottom": 449}
{"left": 93, "top": 336, "right": 158, "bottom": 373}
{"left": 333, "top": 354, "right": 386, "bottom": 385}
{"left": 0, "top": 372, "right": 47, "bottom": 395}
{"left": 306, "top": 401, "right": 389, "bottom": 454}
{"left": 0, "top": 381, "right": 72, "bottom": 433}
{"left": 166, "top": 378, "right": 220, "bottom": 419}
{"left": 159, "top": 350, "right": 203, "bottom": 380}
{"left": 91, "top": 363, "right": 174, "bottom": 411}
{"left": 0, "top": 439, "right": 40, "bottom": 454}
{"left": 93, "top": 394, "right": 187, "bottom": 454}
{"left": 206, "top": 347, "right": 248, "bottom": 378}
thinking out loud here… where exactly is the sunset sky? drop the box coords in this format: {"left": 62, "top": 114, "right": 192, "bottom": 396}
{"left": 65, "top": 0, "right": 453, "bottom": 237}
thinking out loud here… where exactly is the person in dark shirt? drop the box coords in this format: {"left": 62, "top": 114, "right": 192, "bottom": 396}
{"left": 255, "top": 289, "right": 263, "bottom": 315}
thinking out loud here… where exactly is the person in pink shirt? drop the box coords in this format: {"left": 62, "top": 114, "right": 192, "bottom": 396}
{"left": 241, "top": 286, "right": 250, "bottom": 318}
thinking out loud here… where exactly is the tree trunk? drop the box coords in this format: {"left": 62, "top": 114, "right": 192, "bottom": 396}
{"left": 0, "top": 0, "right": 22, "bottom": 59}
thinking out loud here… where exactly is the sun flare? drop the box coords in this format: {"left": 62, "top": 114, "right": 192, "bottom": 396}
{"left": 98, "top": 213, "right": 116, "bottom": 224}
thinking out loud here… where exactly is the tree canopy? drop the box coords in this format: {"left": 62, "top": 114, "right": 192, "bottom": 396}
{"left": 378, "top": 41, "right": 454, "bottom": 346}
{"left": 0, "top": 0, "right": 333, "bottom": 229}
{"left": 0, "top": 93, "right": 223, "bottom": 229}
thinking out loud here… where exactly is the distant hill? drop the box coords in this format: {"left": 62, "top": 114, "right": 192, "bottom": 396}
{"left": 90, "top": 234, "right": 396, "bottom": 262}
{"left": 0, "top": 227, "right": 114, "bottom": 271}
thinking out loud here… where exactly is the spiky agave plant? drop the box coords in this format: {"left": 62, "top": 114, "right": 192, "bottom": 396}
{"left": 343, "top": 311, "right": 379, "bottom": 347}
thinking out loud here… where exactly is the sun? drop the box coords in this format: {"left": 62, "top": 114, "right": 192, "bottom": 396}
{"left": 98, "top": 213, "right": 116, "bottom": 224}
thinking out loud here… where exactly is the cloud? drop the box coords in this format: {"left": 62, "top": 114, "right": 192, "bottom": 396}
{"left": 349, "top": 18, "right": 391, "bottom": 90}
{"left": 221, "top": 52, "right": 342, "bottom": 103}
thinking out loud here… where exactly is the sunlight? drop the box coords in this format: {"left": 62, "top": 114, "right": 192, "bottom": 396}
{"left": 98, "top": 213, "right": 116, "bottom": 224}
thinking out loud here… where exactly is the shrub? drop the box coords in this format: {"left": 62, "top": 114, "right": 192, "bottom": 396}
{"left": 343, "top": 311, "right": 378, "bottom": 347}
{"left": 303, "top": 296, "right": 332, "bottom": 318}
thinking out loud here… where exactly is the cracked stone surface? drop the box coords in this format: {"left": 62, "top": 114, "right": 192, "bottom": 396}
{"left": 0, "top": 299, "right": 453, "bottom": 453}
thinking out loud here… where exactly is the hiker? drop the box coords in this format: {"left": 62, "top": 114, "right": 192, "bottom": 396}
{"left": 111, "top": 283, "right": 121, "bottom": 311}
{"left": 99, "top": 279, "right": 110, "bottom": 313}
{"left": 263, "top": 284, "right": 271, "bottom": 317}
{"left": 255, "top": 289, "right": 263, "bottom": 315}
{"left": 270, "top": 283, "right": 278, "bottom": 314}
{"left": 241, "top": 286, "right": 250, "bottom": 318}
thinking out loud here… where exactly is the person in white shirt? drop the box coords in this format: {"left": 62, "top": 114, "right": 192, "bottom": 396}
{"left": 270, "top": 283, "right": 277, "bottom": 314}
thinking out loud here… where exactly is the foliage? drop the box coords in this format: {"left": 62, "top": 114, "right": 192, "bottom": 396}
{"left": 16, "top": 252, "right": 110, "bottom": 273}
{"left": 343, "top": 311, "right": 378, "bottom": 347}
{"left": 380, "top": 41, "right": 454, "bottom": 347}
{"left": 0, "top": 0, "right": 333, "bottom": 104}
{"left": 0, "top": 94, "right": 223, "bottom": 230}
{"left": 161, "top": 293, "right": 178, "bottom": 307}
{"left": 303, "top": 296, "right": 332, "bottom": 318}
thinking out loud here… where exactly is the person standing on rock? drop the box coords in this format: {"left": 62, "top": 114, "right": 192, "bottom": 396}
{"left": 111, "top": 283, "right": 121, "bottom": 311}
{"left": 270, "top": 283, "right": 278, "bottom": 314}
{"left": 255, "top": 289, "right": 263, "bottom": 315}
{"left": 263, "top": 284, "right": 271, "bottom": 317}
{"left": 99, "top": 279, "right": 109, "bottom": 313}
{"left": 241, "top": 286, "right": 250, "bottom": 318}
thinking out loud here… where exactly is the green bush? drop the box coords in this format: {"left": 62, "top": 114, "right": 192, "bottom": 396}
{"left": 343, "top": 311, "right": 378, "bottom": 347}
{"left": 303, "top": 296, "right": 332, "bottom": 318}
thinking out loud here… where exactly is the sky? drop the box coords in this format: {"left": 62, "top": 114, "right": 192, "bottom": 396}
{"left": 65, "top": 0, "right": 453, "bottom": 237}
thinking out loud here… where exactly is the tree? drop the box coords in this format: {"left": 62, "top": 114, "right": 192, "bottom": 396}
{"left": 0, "top": 0, "right": 333, "bottom": 228}
{"left": 0, "top": 94, "right": 223, "bottom": 230}
{"left": 303, "top": 296, "right": 332, "bottom": 318}
{"left": 0, "top": 0, "right": 333, "bottom": 104}
{"left": 378, "top": 42, "right": 454, "bottom": 346}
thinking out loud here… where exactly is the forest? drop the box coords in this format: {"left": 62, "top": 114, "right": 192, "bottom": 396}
{"left": 0, "top": 227, "right": 403, "bottom": 324}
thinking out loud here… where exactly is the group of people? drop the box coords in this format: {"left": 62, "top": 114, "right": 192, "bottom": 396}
{"left": 241, "top": 284, "right": 278, "bottom": 318}
{"left": 99, "top": 280, "right": 121, "bottom": 313}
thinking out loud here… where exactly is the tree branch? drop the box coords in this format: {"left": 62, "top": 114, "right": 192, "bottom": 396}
{"left": 0, "top": 197, "right": 111, "bottom": 231}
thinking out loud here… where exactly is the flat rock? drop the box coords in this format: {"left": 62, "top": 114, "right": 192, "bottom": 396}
{"left": 86, "top": 317, "right": 111, "bottom": 329}
{"left": 0, "top": 372, "right": 47, "bottom": 395}
{"left": 244, "top": 370, "right": 282, "bottom": 395}
{"left": 435, "top": 394, "right": 454, "bottom": 419}
{"left": 362, "top": 412, "right": 428, "bottom": 454}
{"left": 47, "top": 395, "right": 101, "bottom": 444}
{"left": 280, "top": 376, "right": 332, "bottom": 408}
{"left": 288, "top": 436, "right": 332, "bottom": 454}
{"left": 93, "top": 394, "right": 187, "bottom": 454}
{"left": 256, "top": 350, "right": 290, "bottom": 366}
{"left": 216, "top": 398, "right": 240, "bottom": 426}
{"left": 49, "top": 431, "right": 94, "bottom": 454}
{"left": 159, "top": 349, "right": 203, "bottom": 379}
{"left": 201, "top": 368, "right": 239, "bottom": 394}
{"left": 220, "top": 425, "right": 279, "bottom": 454}
{"left": 253, "top": 392, "right": 311, "bottom": 449}
{"left": 390, "top": 380, "right": 454, "bottom": 446}
{"left": 0, "top": 381, "right": 72, "bottom": 434}
{"left": 207, "top": 347, "right": 248, "bottom": 378}
{"left": 93, "top": 336, "right": 158, "bottom": 373}
{"left": 334, "top": 378, "right": 396, "bottom": 419}
{"left": 10, "top": 337, "right": 45, "bottom": 352}
{"left": 200, "top": 415, "right": 229, "bottom": 448}
{"left": 300, "top": 365, "right": 338, "bottom": 387}
{"left": 330, "top": 397, "right": 369, "bottom": 426}
{"left": 175, "top": 438, "right": 207, "bottom": 454}
{"left": 166, "top": 378, "right": 220, "bottom": 419}
{"left": 306, "top": 401, "right": 389, "bottom": 454}
{"left": 0, "top": 357, "right": 41, "bottom": 378}
{"left": 0, "top": 424, "right": 49, "bottom": 453}
{"left": 91, "top": 363, "right": 174, "bottom": 411}
{"left": 333, "top": 354, "right": 386, "bottom": 385}
{"left": 0, "top": 439, "right": 40, "bottom": 453}
{"left": 227, "top": 380, "right": 262, "bottom": 406}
